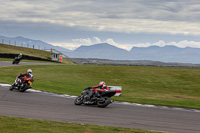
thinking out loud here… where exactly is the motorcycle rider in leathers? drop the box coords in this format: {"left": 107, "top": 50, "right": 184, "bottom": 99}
{"left": 91, "top": 81, "right": 109, "bottom": 92}
{"left": 84, "top": 81, "right": 109, "bottom": 103}
{"left": 17, "top": 69, "right": 33, "bottom": 87}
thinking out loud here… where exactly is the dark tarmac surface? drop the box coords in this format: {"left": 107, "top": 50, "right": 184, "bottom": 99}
{"left": 0, "top": 61, "right": 200, "bottom": 133}
{"left": 0, "top": 61, "right": 57, "bottom": 67}
{"left": 0, "top": 86, "right": 200, "bottom": 133}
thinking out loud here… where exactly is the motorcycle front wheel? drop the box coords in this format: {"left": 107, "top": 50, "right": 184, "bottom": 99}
{"left": 9, "top": 85, "right": 14, "bottom": 91}
{"left": 74, "top": 95, "right": 84, "bottom": 105}
{"left": 97, "top": 97, "right": 111, "bottom": 108}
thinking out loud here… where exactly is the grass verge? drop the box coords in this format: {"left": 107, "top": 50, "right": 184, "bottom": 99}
{"left": 0, "top": 116, "right": 162, "bottom": 133}
{"left": 0, "top": 65, "right": 199, "bottom": 109}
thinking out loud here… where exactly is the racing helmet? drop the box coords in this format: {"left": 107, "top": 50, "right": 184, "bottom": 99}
{"left": 20, "top": 53, "right": 22, "bottom": 55}
{"left": 27, "top": 69, "right": 32, "bottom": 73}
{"left": 99, "top": 81, "right": 105, "bottom": 85}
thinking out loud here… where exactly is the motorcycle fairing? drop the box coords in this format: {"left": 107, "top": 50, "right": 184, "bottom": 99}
{"left": 98, "top": 91, "right": 116, "bottom": 97}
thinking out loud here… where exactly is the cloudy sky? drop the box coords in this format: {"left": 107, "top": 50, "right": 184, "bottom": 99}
{"left": 1, "top": 0, "right": 200, "bottom": 50}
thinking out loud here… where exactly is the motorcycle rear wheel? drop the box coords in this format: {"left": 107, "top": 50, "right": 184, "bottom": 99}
{"left": 97, "top": 97, "right": 111, "bottom": 108}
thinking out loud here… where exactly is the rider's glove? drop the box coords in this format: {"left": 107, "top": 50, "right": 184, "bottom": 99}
{"left": 18, "top": 74, "right": 22, "bottom": 78}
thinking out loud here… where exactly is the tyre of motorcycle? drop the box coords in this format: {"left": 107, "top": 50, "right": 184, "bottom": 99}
{"left": 97, "top": 96, "right": 111, "bottom": 108}
{"left": 19, "top": 83, "right": 29, "bottom": 92}
{"left": 12, "top": 60, "right": 16, "bottom": 64}
{"left": 74, "top": 95, "right": 84, "bottom": 105}
{"left": 9, "top": 85, "right": 14, "bottom": 91}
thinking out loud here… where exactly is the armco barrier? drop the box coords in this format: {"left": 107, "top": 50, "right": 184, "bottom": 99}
{"left": 0, "top": 53, "right": 51, "bottom": 61}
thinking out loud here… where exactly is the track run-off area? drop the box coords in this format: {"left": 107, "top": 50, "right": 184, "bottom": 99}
{"left": 0, "top": 61, "right": 200, "bottom": 133}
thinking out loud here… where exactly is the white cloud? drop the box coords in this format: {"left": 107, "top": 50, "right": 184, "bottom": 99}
{"left": 51, "top": 42, "right": 78, "bottom": 50}
{"left": 1, "top": 0, "right": 200, "bottom": 36}
{"left": 71, "top": 37, "right": 132, "bottom": 50}
{"left": 168, "top": 40, "right": 200, "bottom": 48}
{"left": 133, "top": 40, "right": 200, "bottom": 49}
{"left": 93, "top": 37, "right": 101, "bottom": 44}
{"left": 72, "top": 38, "right": 92, "bottom": 45}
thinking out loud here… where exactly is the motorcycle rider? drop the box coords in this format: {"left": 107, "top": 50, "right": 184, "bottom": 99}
{"left": 84, "top": 81, "right": 109, "bottom": 103}
{"left": 17, "top": 69, "right": 33, "bottom": 87}
{"left": 18, "top": 53, "right": 23, "bottom": 59}
{"left": 91, "top": 81, "right": 110, "bottom": 93}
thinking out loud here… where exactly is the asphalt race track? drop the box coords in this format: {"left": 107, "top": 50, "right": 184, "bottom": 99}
{"left": 0, "top": 61, "right": 57, "bottom": 67}
{"left": 0, "top": 61, "right": 200, "bottom": 133}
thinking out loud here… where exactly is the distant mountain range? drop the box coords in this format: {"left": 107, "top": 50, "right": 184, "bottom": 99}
{"left": 67, "top": 43, "right": 133, "bottom": 60}
{"left": 66, "top": 43, "right": 200, "bottom": 64}
{"left": 129, "top": 45, "right": 200, "bottom": 64}
{"left": 1, "top": 36, "right": 200, "bottom": 64}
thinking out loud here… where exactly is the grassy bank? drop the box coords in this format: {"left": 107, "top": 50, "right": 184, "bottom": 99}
{"left": 0, "top": 65, "right": 199, "bottom": 109}
{"left": 0, "top": 43, "right": 73, "bottom": 64}
{"left": 0, "top": 43, "right": 52, "bottom": 60}
{"left": 0, "top": 116, "right": 161, "bottom": 133}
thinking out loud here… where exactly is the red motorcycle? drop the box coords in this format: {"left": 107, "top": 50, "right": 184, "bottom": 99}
{"left": 9, "top": 75, "right": 34, "bottom": 92}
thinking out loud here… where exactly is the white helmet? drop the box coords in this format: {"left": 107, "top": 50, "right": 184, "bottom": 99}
{"left": 27, "top": 69, "right": 32, "bottom": 73}
{"left": 20, "top": 53, "right": 22, "bottom": 55}
{"left": 99, "top": 81, "right": 105, "bottom": 85}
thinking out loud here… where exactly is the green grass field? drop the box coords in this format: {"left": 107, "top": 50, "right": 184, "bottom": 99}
{"left": 0, "top": 43, "right": 198, "bottom": 132}
{"left": 0, "top": 44, "right": 170, "bottom": 133}
{"left": 0, "top": 65, "right": 199, "bottom": 109}
{"left": 0, "top": 116, "right": 161, "bottom": 133}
